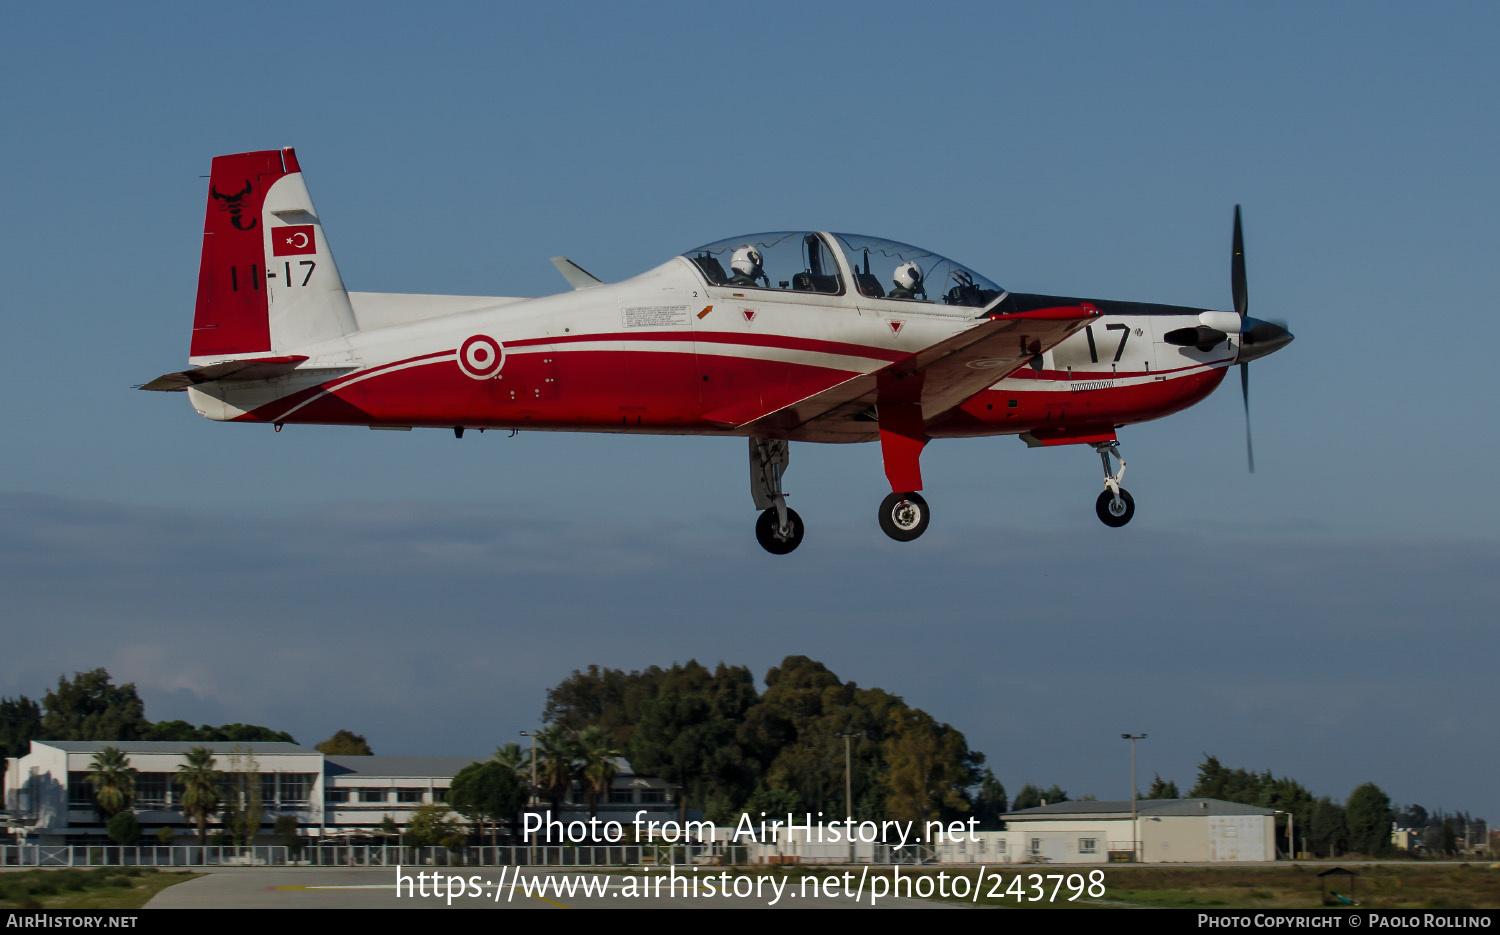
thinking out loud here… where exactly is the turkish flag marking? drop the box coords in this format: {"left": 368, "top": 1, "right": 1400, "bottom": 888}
{"left": 272, "top": 225, "right": 316, "bottom": 256}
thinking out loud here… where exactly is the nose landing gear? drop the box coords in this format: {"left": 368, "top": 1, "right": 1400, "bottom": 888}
{"left": 1092, "top": 440, "right": 1134, "bottom": 527}
{"left": 755, "top": 506, "right": 804, "bottom": 554}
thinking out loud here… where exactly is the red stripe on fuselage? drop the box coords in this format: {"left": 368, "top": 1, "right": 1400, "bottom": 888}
{"left": 233, "top": 337, "right": 1229, "bottom": 437}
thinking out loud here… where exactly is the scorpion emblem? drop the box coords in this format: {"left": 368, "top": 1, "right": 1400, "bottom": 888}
{"left": 210, "top": 180, "right": 257, "bottom": 231}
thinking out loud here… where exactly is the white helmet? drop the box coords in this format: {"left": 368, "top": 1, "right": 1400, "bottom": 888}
{"left": 894, "top": 261, "right": 923, "bottom": 291}
{"left": 731, "top": 245, "right": 763, "bottom": 277}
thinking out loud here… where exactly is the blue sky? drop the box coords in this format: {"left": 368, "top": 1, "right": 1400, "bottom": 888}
{"left": 3, "top": 3, "right": 1496, "bottom": 821}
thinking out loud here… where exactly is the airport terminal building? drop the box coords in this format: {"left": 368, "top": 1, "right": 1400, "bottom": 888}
{"left": 2, "top": 740, "right": 676, "bottom": 846}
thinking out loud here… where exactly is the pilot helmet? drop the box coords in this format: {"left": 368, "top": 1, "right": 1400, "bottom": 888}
{"left": 894, "top": 261, "right": 923, "bottom": 291}
{"left": 731, "top": 245, "right": 763, "bottom": 277}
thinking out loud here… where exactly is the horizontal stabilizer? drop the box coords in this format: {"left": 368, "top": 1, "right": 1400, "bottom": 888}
{"left": 138, "top": 355, "right": 317, "bottom": 392}
{"left": 550, "top": 256, "right": 603, "bottom": 290}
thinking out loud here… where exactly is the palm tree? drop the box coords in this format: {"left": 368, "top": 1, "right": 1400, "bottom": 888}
{"left": 577, "top": 727, "right": 622, "bottom": 822}
{"left": 176, "top": 747, "right": 222, "bottom": 846}
{"left": 88, "top": 746, "right": 137, "bottom": 819}
{"left": 492, "top": 742, "right": 529, "bottom": 776}
{"left": 533, "top": 725, "right": 579, "bottom": 814}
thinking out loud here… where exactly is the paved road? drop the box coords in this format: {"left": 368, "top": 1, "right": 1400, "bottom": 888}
{"left": 146, "top": 866, "right": 967, "bottom": 909}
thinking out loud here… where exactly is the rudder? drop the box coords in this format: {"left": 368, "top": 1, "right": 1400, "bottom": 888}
{"left": 190, "top": 147, "right": 356, "bottom": 362}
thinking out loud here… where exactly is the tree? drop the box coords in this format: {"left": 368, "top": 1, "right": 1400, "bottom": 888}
{"left": 449, "top": 761, "right": 529, "bottom": 844}
{"left": 404, "top": 803, "right": 465, "bottom": 849}
{"left": 539, "top": 656, "right": 984, "bottom": 823}
{"left": 1345, "top": 782, "right": 1393, "bottom": 857}
{"left": 1309, "top": 797, "right": 1348, "bottom": 857}
{"left": 87, "top": 746, "right": 136, "bottom": 819}
{"left": 882, "top": 708, "right": 978, "bottom": 825}
{"left": 492, "top": 742, "right": 529, "bottom": 775}
{"left": 1440, "top": 818, "right": 1458, "bottom": 856}
{"left": 146, "top": 721, "right": 294, "bottom": 743}
{"left": 155, "top": 826, "right": 176, "bottom": 846}
{"left": 1145, "top": 774, "right": 1180, "bottom": 799}
{"left": 629, "top": 692, "right": 726, "bottom": 821}
{"left": 972, "top": 769, "right": 1008, "bottom": 830}
{"left": 1012, "top": 783, "right": 1043, "bottom": 812}
{"left": 176, "top": 747, "right": 221, "bottom": 846}
{"left": 316, "top": 730, "right": 373, "bottom": 756}
{"left": 380, "top": 815, "right": 401, "bottom": 845}
{"left": 106, "top": 812, "right": 140, "bottom": 848}
{"left": 577, "top": 726, "right": 622, "bottom": 821}
{"left": 0, "top": 695, "right": 42, "bottom": 783}
{"left": 224, "top": 746, "right": 263, "bottom": 850}
{"left": 1395, "top": 803, "right": 1429, "bottom": 829}
{"left": 40, "top": 669, "right": 149, "bottom": 741}
{"left": 742, "top": 784, "right": 803, "bottom": 818}
{"left": 274, "top": 814, "right": 304, "bottom": 859}
{"left": 533, "top": 725, "right": 580, "bottom": 813}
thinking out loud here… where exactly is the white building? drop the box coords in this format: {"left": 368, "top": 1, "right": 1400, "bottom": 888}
{"left": 949, "top": 798, "right": 1277, "bottom": 864}
{"left": 3, "top": 741, "right": 675, "bottom": 845}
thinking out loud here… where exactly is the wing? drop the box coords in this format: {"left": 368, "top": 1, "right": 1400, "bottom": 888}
{"left": 738, "top": 304, "right": 1099, "bottom": 441}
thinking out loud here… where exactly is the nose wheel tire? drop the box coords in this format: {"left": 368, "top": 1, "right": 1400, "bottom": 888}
{"left": 755, "top": 507, "right": 804, "bottom": 554}
{"left": 879, "top": 492, "right": 930, "bottom": 542}
{"left": 1095, "top": 488, "right": 1135, "bottom": 527}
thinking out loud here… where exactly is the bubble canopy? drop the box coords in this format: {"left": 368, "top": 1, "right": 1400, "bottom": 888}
{"left": 683, "top": 232, "right": 1005, "bottom": 308}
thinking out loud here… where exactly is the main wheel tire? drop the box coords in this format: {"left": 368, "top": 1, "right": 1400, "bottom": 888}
{"left": 879, "top": 492, "right": 930, "bottom": 542}
{"left": 755, "top": 507, "right": 804, "bottom": 554}
{"left": 1095, "top": 488, "right": 1136, "bottom": 527}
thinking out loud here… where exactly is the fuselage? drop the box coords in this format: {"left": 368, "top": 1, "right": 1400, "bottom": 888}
{"left": 186, "top": 252, "right": 1232, "bottom": 442}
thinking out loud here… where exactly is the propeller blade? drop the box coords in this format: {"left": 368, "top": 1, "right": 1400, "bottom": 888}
{"left": 1232, "top": 205, "right": 1247, "bottom": 320}
{"left": 1241, "top": 362, "right": 1255, "bottom": 474}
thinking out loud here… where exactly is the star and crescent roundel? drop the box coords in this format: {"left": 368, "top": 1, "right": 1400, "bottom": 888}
{"left": 457, "top": 334, "right": 504, "bottom": 379}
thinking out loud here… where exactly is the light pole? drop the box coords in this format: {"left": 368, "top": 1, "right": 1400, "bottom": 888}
{"left": 837, "top": 731, "right": 860, "bottom": 863}
{"left": 1121, "top": 733, "right": 1147, "bottom": 862}
{"left": 520, "top": 731, "right": 539, "bottom": 808}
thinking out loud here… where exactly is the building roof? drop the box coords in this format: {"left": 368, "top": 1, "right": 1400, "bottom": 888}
{"left": 1002, "top": 798, "right": 1276, "bottom": 820}
{"left": 36, "top": 741, "right": 318, "bottom": 755}
{"left": 324, "top": 756, "right": 489, "bottom": 779}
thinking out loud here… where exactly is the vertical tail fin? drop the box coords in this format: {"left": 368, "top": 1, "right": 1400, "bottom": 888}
{"left": 190, "top": 147, "right": 356, "bottom": 362}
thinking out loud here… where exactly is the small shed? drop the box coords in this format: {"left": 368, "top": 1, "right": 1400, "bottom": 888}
{"left": 1317, "top": 866, "right": 1359, "bottom": 906}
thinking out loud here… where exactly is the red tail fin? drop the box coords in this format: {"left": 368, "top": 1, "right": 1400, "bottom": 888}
{"left": 190, "top": 149, "right": 294, "bottom": 358}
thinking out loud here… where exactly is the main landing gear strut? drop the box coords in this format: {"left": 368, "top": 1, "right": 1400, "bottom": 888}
{"left": 1092, "top": 440, "right": 1135, "bottom": 527}
{"left": 750, "top": 437, "right": 803, "bottom": 554}
{"left": 750, "top": 401, "right": 939, "bottom": 553}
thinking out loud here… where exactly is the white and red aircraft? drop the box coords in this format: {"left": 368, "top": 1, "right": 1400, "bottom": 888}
{"left": 144, "top": 148, "right": 1293, "bottom": 554}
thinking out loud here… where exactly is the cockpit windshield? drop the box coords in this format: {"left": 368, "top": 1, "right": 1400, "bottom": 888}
{"left": 684, "top": 232, "right": 844, "bottom": 295}
{"left": 682, "top": 232, "right": 1003, "bottom": 308}
{"left": 830, "top": 233, "right": 1004, "bottom": 308}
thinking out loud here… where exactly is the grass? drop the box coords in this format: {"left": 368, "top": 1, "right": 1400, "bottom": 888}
{"left": 0, "top": 867, "right": 203, "bottom": 911}
{"left": 918, "top": 863, "right": 1500, "bottom": 909}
